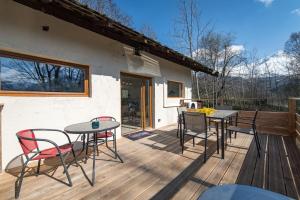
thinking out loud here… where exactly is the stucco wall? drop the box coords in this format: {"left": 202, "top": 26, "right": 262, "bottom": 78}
{"left": 0, "top": 0, "right": 192, "bottom": 169}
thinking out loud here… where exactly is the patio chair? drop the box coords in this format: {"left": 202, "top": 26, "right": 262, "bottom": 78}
{"left": 181, "top": 112, "right": 219, "bottom": 162}
{"left": 88, "top": 116, "right": 119, "bottom": 160}
{"left": 177, "top": 106, "right": 187, "bottom": 138}
{"left": 226, "top": 110, "right": 261, "bottom": 157}
{"left": 16, "top": 129, "right": 77, "bottom": 199}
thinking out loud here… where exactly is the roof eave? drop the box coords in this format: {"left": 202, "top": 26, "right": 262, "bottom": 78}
{"left": 13, "top": 0, "right": 218, "bottom": 77}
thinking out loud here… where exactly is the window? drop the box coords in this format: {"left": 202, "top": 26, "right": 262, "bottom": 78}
{"left": 0, "top": 50, "right": 89, "bottom": 96}
{"left": 167, "top": 81, "right": 183, "bottom": 98}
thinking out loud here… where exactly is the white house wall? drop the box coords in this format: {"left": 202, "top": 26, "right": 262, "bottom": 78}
{"left": 0, "top": 0, "right": 192, "bottom": 169}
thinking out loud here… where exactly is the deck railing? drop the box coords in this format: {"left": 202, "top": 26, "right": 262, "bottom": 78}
{"left": 180, "top": 97, "right": 300, "bottom": 136}
{"left": 182, "top": 98, "right": 289, "bottom": 111}
{"left": 239, "top": 110, "right": 291, "bottom": 135}
{"left": 291, "top": 98, "right": 300, "bottom": 139}
{"left": 287, "top": 97, "right": 300, "bottom": 137}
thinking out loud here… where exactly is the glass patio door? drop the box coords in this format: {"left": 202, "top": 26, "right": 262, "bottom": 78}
{"left": 121, "top": 73, "right": 152, "bottom": 135}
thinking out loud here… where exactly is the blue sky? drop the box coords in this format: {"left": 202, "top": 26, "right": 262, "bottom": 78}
{"left": 114, "top": 0, "right": 300, "bottom": 57}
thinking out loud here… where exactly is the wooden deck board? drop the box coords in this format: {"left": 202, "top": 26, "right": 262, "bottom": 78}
{"left": 188, "top": 133, "right": 250, "bottom": 200}
{"left": 283, "top": 137, "right": 300, "bottom": 198}
{"left": 219, "top": 134, "right": 253, "bottom": 184}
{"left": 235, "top": 135, "right": 258, "bottom": 185}
{"left": 278, "top": 136, "right": 298, "bottom": 199}
{"left": 251, "top": 134, "right": 267, "bottom": 188}
{"left": 0, "top": 125, "right": 299, "bottom": 200}
{"left": 236, "top": 134, "right": 300, "bottom": 199}
{"left": 267, "top": 135, "right": 285, "bottom": 195}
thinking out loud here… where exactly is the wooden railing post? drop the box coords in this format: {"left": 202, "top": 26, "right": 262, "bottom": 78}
{"left": 288, "top": 98, "right": 296, "bottom": 135}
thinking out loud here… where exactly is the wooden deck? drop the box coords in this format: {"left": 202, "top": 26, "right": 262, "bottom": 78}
{"left": 0, "top": 124, "right": 299, "bottom": 200}
{"left": 237, "top": 134, "right": 300, "bottom": 199}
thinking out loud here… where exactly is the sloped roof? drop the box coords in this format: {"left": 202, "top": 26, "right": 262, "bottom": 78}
{"left": 14, "top": 0, "right": 218, "bottom": 76}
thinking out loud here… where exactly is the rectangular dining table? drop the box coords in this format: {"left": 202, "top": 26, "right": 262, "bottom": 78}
{"left": 206, "top": 110, "right": 238, "bottom": 159}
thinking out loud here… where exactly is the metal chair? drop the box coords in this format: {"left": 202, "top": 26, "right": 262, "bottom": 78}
{"left": 88, "top": 116, "right": 122, "bottom": 162}
{"left": 16, "top": 129, "right": 77, "bottom": 199}
{"left": 226, "top": 110, "right": 261, "bottom": 157}
{"left": 180, "top": 112, "right": 219, "bottom": 163}
{"left": 177, "top": 106, "right": 187, "bottom": 138}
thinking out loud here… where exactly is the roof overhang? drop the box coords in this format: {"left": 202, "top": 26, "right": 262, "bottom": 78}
{"left": 13, "top": 0, "right": 218, "bottom": 77}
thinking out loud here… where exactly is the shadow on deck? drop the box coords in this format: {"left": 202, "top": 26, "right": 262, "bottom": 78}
{"left": 1, "top": 125, "right": 300, "bottom": 200}
{"left": 166, "top": 134, "right": 300, "bottom": 200}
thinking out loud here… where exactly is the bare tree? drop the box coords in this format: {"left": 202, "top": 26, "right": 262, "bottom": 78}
{"left": 285, "top": 32, "right": 300, "bottom": 76}
{"left": 173, "top": 0, "right": 212, "bottom": 99}
{"left": 140, "top": 24, "right": 157, "bottom": 40}
{"left": 197, "top": 32, "right": 244, "bottom": 105}
{"left": 243, "top": 50, "right": 261, "bottom": 98}
{"left": 77, "top": 0, "right": 132, "bottom": 27}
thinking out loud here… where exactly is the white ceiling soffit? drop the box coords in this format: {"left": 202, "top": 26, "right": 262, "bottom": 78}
{"left": 124, "top": 46, "right": 161, "bottom": 77}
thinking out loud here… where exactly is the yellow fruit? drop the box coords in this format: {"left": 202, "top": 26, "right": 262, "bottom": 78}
{"left": 196, "top": 107, "right": 215, "bottom": 115}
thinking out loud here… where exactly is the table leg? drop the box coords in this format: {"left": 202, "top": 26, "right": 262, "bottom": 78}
{"left": 82, "top": 134, "right": 86, "bottom": 154}
{"left": 84, "top": 134, "right": 89, "bottom": 164}
{"left": 106, "top": 129, "right": 123, "bottom": 163}
{"left": 92, "top": 133, "right": 96, "bottom": 186}
{"left": 80, "top": 134, "right": 87, "bottom": 163}
{"left": 221, "top": 118, "right": 225, "bottom": 159}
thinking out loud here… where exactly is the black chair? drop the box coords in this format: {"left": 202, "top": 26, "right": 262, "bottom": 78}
{"left": 180, "top": 112, "right": 219, "bottom": 162}
{"left": 226, "top": 110, "right": 261, "bottom": 157}
{"left": 177, "top": 106, "right": 187, "bottom": 138}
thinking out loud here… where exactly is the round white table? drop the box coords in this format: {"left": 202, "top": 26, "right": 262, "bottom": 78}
{"left": 198, "top": 184, "right": 292, "bottom": 200}
{"left": 65, "top": 121, "right": 121, "bottom": 186}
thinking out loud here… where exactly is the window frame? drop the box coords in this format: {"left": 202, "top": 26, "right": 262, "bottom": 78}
{"left": 167, "top": 80, "right": 184, "bottom": 98}
{"left": 0, "top": 49, "right": 90, "bottom": 97}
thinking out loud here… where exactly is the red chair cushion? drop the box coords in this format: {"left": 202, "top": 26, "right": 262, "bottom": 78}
{"left": 33, "top": 143, "right": 73, "bottom": 160}
{"left": 96, "top": 132, "right": 113, "bottom": 138}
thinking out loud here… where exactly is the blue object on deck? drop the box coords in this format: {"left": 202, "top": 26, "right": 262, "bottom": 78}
{"left": 198, "top": 184, "right": 293, "bottom": 200}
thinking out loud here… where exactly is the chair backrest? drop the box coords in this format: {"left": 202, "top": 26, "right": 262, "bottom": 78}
{"left": 215, "top": 105, "right": 233, "bottom": 110}
{"left": 16, "top": 129, "right": 38, "bottom": 156}
{"left": 91, "top": 116, "right": 116, "bottom": 122}
{"left": 182, "top": 112, "right": 207, "bottom": 133}
{"left": 252, "top": 110, "right": 258, "bottom": 124}
{"left": 177, "top": 107, "right": 187, "bottom": 116}
{"left": 237, "top": 110, "right": 259, "bottom": 127}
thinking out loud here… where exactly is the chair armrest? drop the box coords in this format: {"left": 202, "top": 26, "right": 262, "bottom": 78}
{"left": 17, "top": 136, "right": 63, "bottom": 155}
{"left": 31, "top": 129, "right": 73, "bottom": 146}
